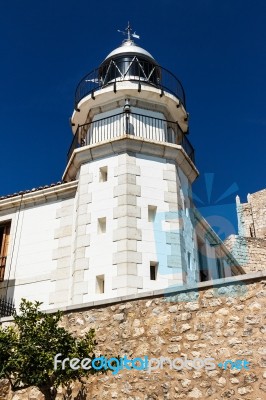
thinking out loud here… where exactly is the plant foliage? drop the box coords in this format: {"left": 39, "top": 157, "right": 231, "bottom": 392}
{"left": 0, "top": 299, "right": 103, "bottom": 398}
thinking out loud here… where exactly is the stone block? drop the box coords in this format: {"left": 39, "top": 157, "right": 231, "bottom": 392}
{"left": 113, "top": 251, "right": 142, "bottom": 264}
{"left": 118, "top": 174, "right": 137, "bottom": 185}
{"left": 74, "top": 248, "right": 86, "bottom": 260}
{"left": 113, "top": 227, "right": 142, "bottom": 241}
{"left": 52, "top": 246, "right": 71, "bottom": 260}
{"left": 50, "top": 267, "right": 70, "bottom": 281}
{"left": 78, "top": 193, "right": 92, "bottom": 205}
{"left": 73, "top": 281, "right": 88, "bottom": 295}
{"left": 112, "top": 274, "right": 143, "bottom": 289}
{"left": 117, "top": 216, "right": 137, "bottom": 229}
{"left": 74, "top": 258, "right": 89, "bottom": 270}
{"left": 167, "top": 181, "right": 178, "bottom": 193}
{"left": 58, "top": 236, "right": 72, "bottom": 248}
{"left": 113, "top": 205, "right": 141, "bottom": 219}
{"left": 77, "top": 204, "right": 88, "bottom": 215}
{"left": 116, "top": 263, "right": 138, "bottom": 275}
{"left": 56, "top": 257, "right": 71, "bottom": 269}
{"left": 77, "top": 214, "right": 91, "bottom": 225}
{"left": 118, "top": 153, "right": 137, "bottom": 165}
{"left": 56, "top": 205, "right": 73, "bottom": 219}
{"left": 114, "top": 164, "right": 140, "bottom": 177}
{"left": 55, "top": 279, "right": 69, "bottom": 292}
{"left": 72, "top": 270, "right": 85, "bottom": 283}
{"left": 114, "top": 184, "right": 141, "bottom": 197}
{"left": 54, "top": 225, "right": 72, "bottom": 239}
{"left": 117, "top": 239, "right": 137, "bottom": 252}
{"left": 117, "top": 195, "right": 137, "bottom": 206}
{"left": 71, "top": 294, "right": 84, "bottom": 304}
{"left": 164, "top": 192, "right": 178, "bottom": 204}
{"left": 76, "top": 234, "right": 90, "bottom": 248}
{"left": 79, "top": 172, "right": 93, "bottom": 185}
{"left": 76, "top": 225, "right": 87, "bottom": 236}
{"left": 59, "top": 215, "right": 73, "bottom": 227}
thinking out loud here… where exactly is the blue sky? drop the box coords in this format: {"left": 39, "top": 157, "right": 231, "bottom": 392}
{"left": 0, "top": 0, "right": 265, "bottom": 224}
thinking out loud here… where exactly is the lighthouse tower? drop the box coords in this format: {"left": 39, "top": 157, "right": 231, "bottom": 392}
{"left": 64, "top": 24, "right": 199, "bottom": 302}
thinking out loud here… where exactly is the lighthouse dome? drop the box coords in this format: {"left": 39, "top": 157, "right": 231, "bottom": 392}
{"left": 103, "top": 39, "right": 156, "bottom": 63}
{"left": 99, "top": 38, "right": 160, "bottom": 88}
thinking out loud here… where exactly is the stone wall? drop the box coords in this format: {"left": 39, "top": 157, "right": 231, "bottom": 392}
{"left": 225, "top": 236, "right": 266, "bottom": 273}
{"left": 236, "top": 190, "right": 266, "bottom": 239}
{"left": 224, "top": 190, "right": 266, "bottom": 273}
{"left": 1, "top": 272, "right": 266, "bottom": 400}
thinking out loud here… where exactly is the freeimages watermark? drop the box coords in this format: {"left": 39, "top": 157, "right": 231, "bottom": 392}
{"left": 54, "top": 354, "right": 249, "bottom": 375}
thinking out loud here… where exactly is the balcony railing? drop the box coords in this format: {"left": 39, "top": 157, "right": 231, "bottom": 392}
{"left": 67, "top": 112, "right": 195, "bottom": 163}
{"left": 0, "top": 295, "right": 16, "bottom": 318}
{"left": 0, "top": 256, "right": 6, "bottom": 282}
{"left": 74, "top": 60, "right": 186, "bottom": 109}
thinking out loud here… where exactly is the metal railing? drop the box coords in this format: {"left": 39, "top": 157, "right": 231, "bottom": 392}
{"left": 0, "top": 295, "right": 16, "bottom": 318}
{"left": 74, "top": 59, "right": 186, "bottom": 108}
{"left": 67, "top": 112, "right": 195, "bottom": 163}
{"left": 0, "top": 256, "right": 6, "bottom": 282}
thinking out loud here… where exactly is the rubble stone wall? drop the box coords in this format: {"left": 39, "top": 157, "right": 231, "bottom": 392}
{"left": 0, "top": 272, "right": 266, "bottom": 400}
{"left": 225, "top": 236, "right": 266, "bottom": 273}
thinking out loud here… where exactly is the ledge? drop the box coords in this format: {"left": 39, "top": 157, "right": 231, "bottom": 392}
{"left": 63, "top": 135, "right": 199, "bottom": 184}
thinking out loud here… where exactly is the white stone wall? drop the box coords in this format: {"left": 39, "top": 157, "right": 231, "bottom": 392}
{"left": 1, "top": 198, "right": 73, "bottom": 309}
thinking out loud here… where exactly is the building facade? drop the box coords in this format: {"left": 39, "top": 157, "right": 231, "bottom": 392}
{"left": 0, "top": 30, "right": 243, "bottom": 313}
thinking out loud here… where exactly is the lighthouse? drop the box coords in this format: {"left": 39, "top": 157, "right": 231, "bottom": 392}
{"left": 0, "top": 25, "right": 243, "bottom": 313}
{"left": 63, "top": 23, "right": 233, "bottom": 304}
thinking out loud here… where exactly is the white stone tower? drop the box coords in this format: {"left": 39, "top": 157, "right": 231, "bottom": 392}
{"left": 63, "top": 25, "right": 204, "bottom": 302}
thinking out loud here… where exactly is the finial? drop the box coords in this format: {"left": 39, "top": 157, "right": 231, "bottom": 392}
{"left": 118, "top": 22, "right": 140, "bottom": 42}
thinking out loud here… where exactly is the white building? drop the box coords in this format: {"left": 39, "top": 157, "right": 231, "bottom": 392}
{"left": 0, "top": 27, "right": 244, "bottom": 314}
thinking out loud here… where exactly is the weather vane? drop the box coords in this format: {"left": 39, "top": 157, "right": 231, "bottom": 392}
{"left": 118, "top": 22, "right": 140, "bottom": 41}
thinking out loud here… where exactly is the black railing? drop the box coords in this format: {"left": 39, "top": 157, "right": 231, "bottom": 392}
{"left": 0, "top": 256, "right": 6, "bottom": 282}
{"left": 0, "top": 295, "right": 15, "bottom": 318}
{"left": 74, "top": 60, "right": 186, "bottom": 108}
{"left": 67, "top": 112, "right": 195, "bottom": 163}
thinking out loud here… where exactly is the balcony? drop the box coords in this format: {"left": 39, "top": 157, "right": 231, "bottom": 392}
{"left": 0, "top": 295, "right": 15, "bottom": 318}
{"left": 74, "top": 59, "right": 186, "bottom": 109}
{"left": 67, "top": 112, "right": 195, "bottom": 164}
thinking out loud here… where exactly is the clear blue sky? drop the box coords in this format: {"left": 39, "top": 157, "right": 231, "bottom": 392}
{"left": 0, "top": 0, "right": 265, "bottom": 217}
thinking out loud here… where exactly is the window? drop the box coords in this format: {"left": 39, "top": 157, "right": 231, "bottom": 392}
{"left": 197, "top": 236, "right": 209, "bottom": 282}
{"left": 99, "top": 166, "right": 108, "bottom": 182}
{"left": 187, "top": 251, "right": 191, "bottom": 270}
{"left": 148, "top": 205, "right": 157, "bottom": 222}
{"left": 150, "top": 262, "right": 158, "bottom": 280}
{"left": 217, "top": 258, "right": 225, "bottom": 279}
{"left": 96, "top": 275, "right": 105, "bottom": 294}
{"left": 98, "top": 217, "right": 106, "bottom": 234}
{"left": 0, "top": 221, "right": 11, "bottom": 282}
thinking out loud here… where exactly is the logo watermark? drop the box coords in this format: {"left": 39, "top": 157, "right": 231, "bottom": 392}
{"left": 54, "top": 354, "right": 249, "bottom": 375}
{"left": 153, "top": 173, "right": 248, "bottom": 302}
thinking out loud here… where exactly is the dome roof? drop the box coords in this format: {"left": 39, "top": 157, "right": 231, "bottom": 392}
{"left": 104, "top": 39, "right": 156, "bottom": 62}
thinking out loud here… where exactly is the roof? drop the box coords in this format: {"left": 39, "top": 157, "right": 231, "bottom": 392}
{"left": 104, "top": 39, "right": 155, "bottom": 61}
{"left": 0, "top": 181, "right": 65, "bottom": 201}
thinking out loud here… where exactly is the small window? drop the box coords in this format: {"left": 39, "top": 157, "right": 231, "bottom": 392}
{"left": 0, "top": 221, "right": 11, "bottom": 282}
{"left": 96, "top": 275, "right": 105, "bottom": 294}
{"left": 148, "top": 205, "right": 157, "bottom": 222}
{"left": 99, "top": 166, "right": 108, "bottom": 182}
{"left": 150, "top": 262, "right": 158, "bottom": 280}
{"left": 187, "top": 251, "right": 191, "bottom": 270}
{"left": 98, "top": 217, "right": 106, "bottom": 234}
{"left": 217, "top": 258, "right": 225, "bottom": 279}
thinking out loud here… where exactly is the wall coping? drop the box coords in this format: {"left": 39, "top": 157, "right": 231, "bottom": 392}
{"left": 1, "top": 271, "right": 265, "bottom": 323}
